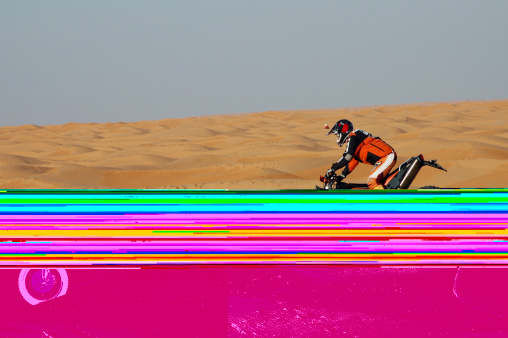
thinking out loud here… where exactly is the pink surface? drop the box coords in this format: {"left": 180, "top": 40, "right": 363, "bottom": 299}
{"left": 1, "top": 266, "right": 508, "bottom": 336}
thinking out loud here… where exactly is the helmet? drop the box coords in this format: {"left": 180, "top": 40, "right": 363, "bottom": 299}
{"left": 327, "top": 119, "right": 353, "bottom": 147}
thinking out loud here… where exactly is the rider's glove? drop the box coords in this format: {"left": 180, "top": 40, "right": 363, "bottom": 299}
{"left": 325, "top": 169, "right": 335, "bottom": 178}
{"left": 336, "top": 174, "right": 346, "bottom": 182}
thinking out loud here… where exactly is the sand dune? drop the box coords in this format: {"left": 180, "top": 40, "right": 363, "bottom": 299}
{"left": 94, "top": 153, "right": 175, "bottom": 169}
{"left": 0, "top": 100, "right": 507, "bottom": 189}
{"left": 0, "top": 154, "right": 45, "bottom": 166}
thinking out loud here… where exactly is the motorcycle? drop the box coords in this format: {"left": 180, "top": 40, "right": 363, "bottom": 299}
{"left": 316, "top": 154, "right": 447, "bottom": 190}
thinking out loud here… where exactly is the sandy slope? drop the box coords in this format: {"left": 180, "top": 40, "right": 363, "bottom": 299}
{"left": 0, "top": 100, "right": 507, "bottom": 189}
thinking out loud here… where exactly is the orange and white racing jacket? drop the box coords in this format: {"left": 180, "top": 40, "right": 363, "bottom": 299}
{"left": 331, "top": 129, "right": 395, "bottom": 177}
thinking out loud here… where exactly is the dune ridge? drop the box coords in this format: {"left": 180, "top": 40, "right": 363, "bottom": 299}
{"left": 0, "top": 100, "right": 507, "bottom": 189}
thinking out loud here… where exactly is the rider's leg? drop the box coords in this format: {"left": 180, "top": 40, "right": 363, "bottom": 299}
{"left": 368, "top": 151, "right": 397, "bottom": 189}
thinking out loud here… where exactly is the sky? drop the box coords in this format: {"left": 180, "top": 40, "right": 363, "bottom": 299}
{"left": 1, "top": 1, "right": 507, "bottom": 127}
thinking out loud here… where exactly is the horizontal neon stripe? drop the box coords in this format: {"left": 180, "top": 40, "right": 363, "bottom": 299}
{"left": 0, "top": 189, "right": 507, "bottom": 265}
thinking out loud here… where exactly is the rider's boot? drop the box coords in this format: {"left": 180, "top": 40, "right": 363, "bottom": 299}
{"left": 368, "top": 177, "right": 386, "bottom": 190}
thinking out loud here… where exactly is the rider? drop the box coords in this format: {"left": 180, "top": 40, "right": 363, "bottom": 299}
{"left": 326, "top": 119, "right": 397, "bottom": 189}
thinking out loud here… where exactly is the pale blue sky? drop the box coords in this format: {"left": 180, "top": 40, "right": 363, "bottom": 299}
{"left": 1, "top": 1, "right": 507, "bottom": 126}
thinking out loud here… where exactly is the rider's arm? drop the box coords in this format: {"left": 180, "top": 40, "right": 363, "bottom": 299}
{"left": 330, "top": 136, "right": 359, "bottom": 172}
{"left": 341, "top": 157, "right": 359, "bottom": 177}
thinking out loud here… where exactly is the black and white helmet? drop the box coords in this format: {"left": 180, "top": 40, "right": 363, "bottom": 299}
{"left": 327, "top": 119, "right": 354, "bottom": 147}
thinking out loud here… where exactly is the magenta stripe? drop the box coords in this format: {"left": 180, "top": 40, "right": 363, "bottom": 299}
{"left": 0, "top": 213, "right": 506, "bottom": 223}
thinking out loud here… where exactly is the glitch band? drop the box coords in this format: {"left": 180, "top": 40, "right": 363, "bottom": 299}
{"left": 0, "top": 189, "right": 507, "bottom": 265}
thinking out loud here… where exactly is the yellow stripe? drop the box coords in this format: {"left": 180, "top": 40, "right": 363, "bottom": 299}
{"left": 1, "top": 229, "right": 508, "bottom": 238}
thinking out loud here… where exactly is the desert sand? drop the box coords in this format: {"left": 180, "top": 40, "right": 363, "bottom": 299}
{"left": 0, "top": 100, "right": 507, "bottom": 189}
